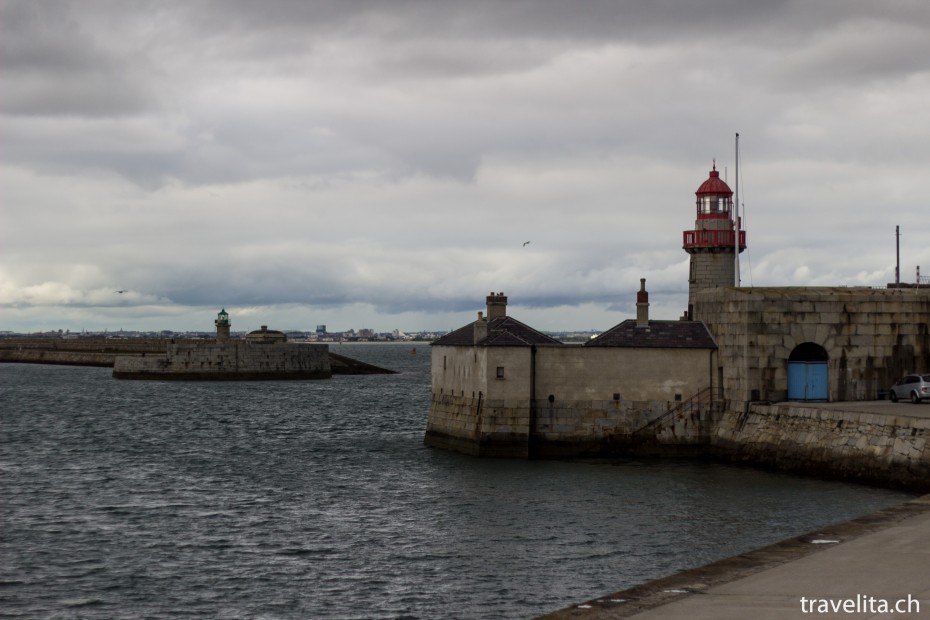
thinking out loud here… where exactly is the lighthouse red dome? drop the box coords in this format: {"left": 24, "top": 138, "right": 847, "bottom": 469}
{"left": 696, "top": 166, "right": 733, "bottom": 196}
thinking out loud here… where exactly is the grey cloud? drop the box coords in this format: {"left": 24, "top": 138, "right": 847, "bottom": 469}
{"left": 2, "top": 0, "right": 928, "bottom": 333}
{"left": 767, "top": 19, "right": 930, "bottom": 91}
{"left": 6, "top": 0, "right": 920, "bottom": 188}
{"left": 0, "top": 2, "right": 158, "bottom": 117}
{"left": 185, "top": 0, "right": 784, "bottom": 46}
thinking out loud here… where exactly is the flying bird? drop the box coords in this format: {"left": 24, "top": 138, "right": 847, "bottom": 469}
{"left": 114, "top": 290, "right": 127, "bottom": 294}
{"left": 523, "top": 241, "right": 531, "bottom": 247}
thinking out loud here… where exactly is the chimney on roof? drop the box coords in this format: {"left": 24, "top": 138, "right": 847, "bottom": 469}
{"left": 636, "top": 279, "right": 649, "bottom": 328}
{"left": 487, "top": 291, "right": 507, "bottom": 320}
{"left": 473, "top": 311, "right": 488, "bottom": 344}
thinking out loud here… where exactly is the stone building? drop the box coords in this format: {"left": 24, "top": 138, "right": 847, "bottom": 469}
{"left": 683, "top": 168, "right": 930, "bottom": 408}
{"left": 426, "top": 286, "right": 719, "bottom": 457}
{"left": 425, "top": 165, "right": 930, "bottom": 458}
{"left": 246, "top": 325, "right": 288, "bottom": 344}
{"left": 695, "top": 284, "right": 930, "bottom": 406}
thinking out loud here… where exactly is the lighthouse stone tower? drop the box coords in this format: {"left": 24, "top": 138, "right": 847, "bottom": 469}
{"left": 683, "top": 164, "right": 746, "bottom": 320}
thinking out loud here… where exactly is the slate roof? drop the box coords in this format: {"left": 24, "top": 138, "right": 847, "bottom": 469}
{"left": 585, "top": 319, "right": 717, "bottom": 349}
{"left": 432, "top": 316, "right": 563, "bottom": 347}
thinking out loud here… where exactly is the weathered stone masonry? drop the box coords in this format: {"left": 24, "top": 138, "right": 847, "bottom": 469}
{"left": 427, "top": 391, "right": 930, "bottom": 491}
{"left": 425, "top": 291, "right": 720, "bottom": 459}
{"left": 110, "top": 312, "right": 332, "bottom": 380}
{"left": 113, "top": 339, "right": 331, "bottom": 380}
{"left": 713, "top": 403, "right": 930, "bottom": 491}
{"left": 695, "top": 286, "right": 930, "bottom": 405}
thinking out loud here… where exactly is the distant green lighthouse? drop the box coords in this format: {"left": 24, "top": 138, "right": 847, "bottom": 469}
{"left": 215, "top": 308, "right": 230, "bottom": 342}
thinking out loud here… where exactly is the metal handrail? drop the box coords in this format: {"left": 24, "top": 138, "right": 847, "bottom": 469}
{"left": 683, "top": 230, "right": 747, "bottom": 249}
{"left": 631, "top": 386, "right": 716, "bottom": 436}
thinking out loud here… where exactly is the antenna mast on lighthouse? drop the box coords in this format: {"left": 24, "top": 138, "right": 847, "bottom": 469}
{"left": 734, "top": 132, "right": 741, "bottom": 286}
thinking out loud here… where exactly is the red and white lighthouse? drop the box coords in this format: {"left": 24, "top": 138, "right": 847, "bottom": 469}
{"left": 683, "top": 163, "right": 746, "bottom": 319}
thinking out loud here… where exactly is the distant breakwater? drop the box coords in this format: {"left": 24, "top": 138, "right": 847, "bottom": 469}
{"left": 0, "top": 338, "right": 393, "bottom": 375}
{"left": 0, "top": 338, "right": 161, "bottom": 367}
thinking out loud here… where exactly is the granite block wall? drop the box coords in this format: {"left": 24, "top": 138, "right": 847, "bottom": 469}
{"left": 113, "top": 340, "right": 331, "bottom": 379}
{"left": 694, "top": 287, "right": 930, "bottom": 405}
{"left": 425, "top": 392, "right": 717, "bottom": 458}
{"left": 713, "top": 403, "right": 930, "bottom": 491}
{"left": 424, "top": 392, "right": 529, "bottom": 457}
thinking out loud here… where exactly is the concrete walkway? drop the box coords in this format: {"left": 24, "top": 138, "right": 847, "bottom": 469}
{"left": 539, "top": 494, "right": 930, "bottom": 619}
{"left": 810, "top": 399, "right": 930, "bottom": 420}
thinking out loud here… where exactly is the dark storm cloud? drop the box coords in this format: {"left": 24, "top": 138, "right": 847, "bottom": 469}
{"left": 4, "top": 0, "right": 925, "bottom": 184}
{"left": 0, "top": 2, "right": 158, "bottom": 117}
{"left": 185, "top": 0, "right": 778, "bottom": 45}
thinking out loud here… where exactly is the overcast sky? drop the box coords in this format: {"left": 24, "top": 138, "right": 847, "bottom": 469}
{"left": 2, "top": 0, "right": 928, "bottom": 334}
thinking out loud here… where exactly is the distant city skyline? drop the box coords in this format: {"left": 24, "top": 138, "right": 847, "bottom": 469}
{"left": 2, "top": 1, "right": 928, "bottom": 334}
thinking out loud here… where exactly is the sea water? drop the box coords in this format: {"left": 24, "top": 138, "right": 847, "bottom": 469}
{"left": 0, "top": 343, "right": 912, "bottom": 619}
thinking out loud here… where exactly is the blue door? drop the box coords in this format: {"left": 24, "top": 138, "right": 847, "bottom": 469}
{"left": 788, "top": 362, "right": 828, "bottom": 401}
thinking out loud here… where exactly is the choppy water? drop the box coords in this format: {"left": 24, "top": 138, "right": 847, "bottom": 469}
{"left": 0, "top": 343, "right": 912, "bottom": 619}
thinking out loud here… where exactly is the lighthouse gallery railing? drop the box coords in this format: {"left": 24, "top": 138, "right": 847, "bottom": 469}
{"left": 683, "top": 229, "right": 747, "bottom": 249}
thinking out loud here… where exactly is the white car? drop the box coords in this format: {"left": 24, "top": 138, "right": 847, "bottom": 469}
{"left": 889, "top": 374, "right": 930, "bottom": 403}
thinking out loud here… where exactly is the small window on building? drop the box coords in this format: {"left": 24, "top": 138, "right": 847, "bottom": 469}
{"left": 496, "top": 366, "right": 505, "bottom": 379}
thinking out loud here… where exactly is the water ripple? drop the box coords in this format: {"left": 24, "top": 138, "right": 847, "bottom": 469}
{"left": 0, "top": 345, "right": 914, "bottom": 619}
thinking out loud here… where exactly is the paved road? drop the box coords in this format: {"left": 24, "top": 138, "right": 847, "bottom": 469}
{"left": 787, "top": 400, "right": 930, "bottom": 420}
{"left": 540, "top": 445, "right": 930, "bottom": 620}
{"left": 622, "top": 500, "right": 929, "bottom": 619}
{"left": 540, "top": 495, "right": 930, "bottom": 620}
